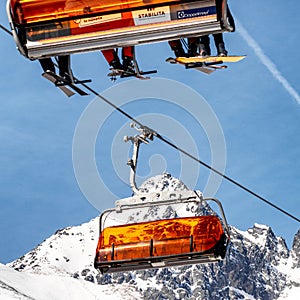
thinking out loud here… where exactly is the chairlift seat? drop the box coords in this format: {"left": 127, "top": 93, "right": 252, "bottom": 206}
{"left": 96, "top": 215, "right": 224, "bottom": 258}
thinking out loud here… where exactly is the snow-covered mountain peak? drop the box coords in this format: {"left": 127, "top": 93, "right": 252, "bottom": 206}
{"left": 247, "top": 223, "right": 275, "bottom": 244}
{"left": 137, "top": 172, "right": 189, "bottom": 194}
{"left": 233, "top": 223, "right": 280, "bottom": 249}
{"left": 232, "top": 223, "right": 291, "bottom": 265}
{"left": 9, "top": 217, "right": 99, "bottom": 276}
{"left": 291, "top": 229, "right": 300, "bottom": 268}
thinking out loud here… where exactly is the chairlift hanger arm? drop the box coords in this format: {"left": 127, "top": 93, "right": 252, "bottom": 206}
{"left": 124, "top": 123, "right": 156, "bottom": 194}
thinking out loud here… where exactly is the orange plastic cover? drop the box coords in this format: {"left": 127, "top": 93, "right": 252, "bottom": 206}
{"left": 95, "top": 215, "right": 224, "bottom": 262}
{"left": 10, "top": 0, "right": 184, "bottom": 25}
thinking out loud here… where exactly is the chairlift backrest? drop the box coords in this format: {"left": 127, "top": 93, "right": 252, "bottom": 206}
{"left": 94, "top": 191, "right": 230, "bottom": 273}
{"left": 7, "top": 0, "right": 234, "bottom": 59}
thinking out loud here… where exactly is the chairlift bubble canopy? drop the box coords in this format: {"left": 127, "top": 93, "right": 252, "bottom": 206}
{"left": 94, "top": 190, "right": 230, "bottom": 273}
{"left": 7, "top": 0, "right": 234, "bottom": 59}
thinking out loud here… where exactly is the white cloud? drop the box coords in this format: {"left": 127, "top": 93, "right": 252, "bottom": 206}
{"left": 236, "top": 19, "right": 300, "bottom": 105}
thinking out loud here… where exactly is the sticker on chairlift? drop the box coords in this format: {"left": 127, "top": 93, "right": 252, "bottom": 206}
{"left": 74, "top": 13, "right": 122, "bottom": 28}
{"left": 177, "top": 6, "right": 216, "bottom": 20}
{"left": 132, "top": 6, "right": 171, "bottom": 26}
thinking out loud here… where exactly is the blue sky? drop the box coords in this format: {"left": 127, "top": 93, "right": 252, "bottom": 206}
{"left": 0, "top": 1, "right": 299, "bottom": 263}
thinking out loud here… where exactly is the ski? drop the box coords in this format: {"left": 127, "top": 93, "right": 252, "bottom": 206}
{"left": 166, "top": 55, "right": 245, "bottom": 74}
{"left": 107, "top": 51, "right": 157, "bottom": 81}
{"left": 176, "top": 55, "right": 246, "bottom": 64}
{"left": 166, "top": 57, "right": 223, "bottom": 74}
{"left": 42, "top": 71, "right": 89, "bottom": 96}
{"left": 42, "top": 72, "right": 75, "bottom": 97}
{"left": 108, "top": 68, "right": 157, "bottom": 81}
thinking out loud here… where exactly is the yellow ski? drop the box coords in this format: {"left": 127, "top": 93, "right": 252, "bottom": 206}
{"left": 176, "top": 55, "right": 246, "bottom": 64}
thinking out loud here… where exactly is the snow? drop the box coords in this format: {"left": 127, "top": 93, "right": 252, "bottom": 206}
{"left": 8, "top": 217, "right": 99, "bottom": 275}
{"left": 253, "top": 223, "right": 270, "bottom": 230}
{"left": 0, "top": 264, "right": 141, "bottom": 300}
{"left": 276, "top": 255, "right": 300, "bottom": 278}
{"left": 234, "top": 223, "right": 271, "bottom": 247}
{"left": 278, "top": 286, "right": 300, "bottom": 300}
{"left": 230, "top": 287, "right": 256, "bottom": 300}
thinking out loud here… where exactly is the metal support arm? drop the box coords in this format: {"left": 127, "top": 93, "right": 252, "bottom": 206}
{"left": 124, "top": 123, "right": 155, "bottom": 194}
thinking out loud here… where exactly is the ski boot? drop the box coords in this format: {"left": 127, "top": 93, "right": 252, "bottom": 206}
{"left": 199, "top": 43, "right": 210, "bottom": 57}
{"left": 217, "top": 43, "right": 228, "bottom": 57}
{"left": 122, "top": 56, "right": 135, "bottom": 73}
{"left": 188, "top": 42, "right": 199, "bottom": 57}
{"left": 109, "top": 58, "right": 122, "bottom": 71}
{"left": 174, "top": 45, "right": 187, "bottom": 57}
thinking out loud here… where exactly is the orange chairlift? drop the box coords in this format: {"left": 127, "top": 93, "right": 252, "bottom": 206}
{"left": 7, "top": 0, "right": 234, "bottom": 59}
{"left": 94, "top": 124, "right": 230, "bottom": 273}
